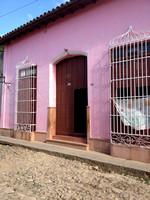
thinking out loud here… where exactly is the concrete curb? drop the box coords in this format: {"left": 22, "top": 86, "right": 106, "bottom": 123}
{"left": 0, "top": 136, "right": 150, "bottom": 178}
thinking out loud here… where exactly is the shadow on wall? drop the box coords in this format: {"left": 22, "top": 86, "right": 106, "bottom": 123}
{"left": 90, "top": 48, "right": 110, "bottom": 139}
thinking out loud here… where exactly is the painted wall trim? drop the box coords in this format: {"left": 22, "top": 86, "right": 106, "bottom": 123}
{"left": 49, "top": 51, "right": 88, "bottom": 107}
{"left": 50, "top": 51, "right": 88, "bottom": 65}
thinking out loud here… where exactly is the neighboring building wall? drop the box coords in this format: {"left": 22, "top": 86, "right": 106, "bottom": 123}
{"left": 1, "top": 0, "right": 150, "bottom": 140}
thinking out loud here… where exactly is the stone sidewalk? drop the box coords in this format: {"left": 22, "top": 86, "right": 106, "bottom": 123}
{"left": 0, "top": 136, "right": 149, "bottom": 176}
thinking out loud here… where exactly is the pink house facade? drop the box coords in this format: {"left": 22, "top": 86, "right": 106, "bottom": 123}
{"left": 0, "top": 0, "right": 150, "bottom": 163}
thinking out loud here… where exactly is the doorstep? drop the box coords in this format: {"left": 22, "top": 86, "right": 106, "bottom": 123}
{"left": 46, "top": 138, "right": 89, "bottom": 150}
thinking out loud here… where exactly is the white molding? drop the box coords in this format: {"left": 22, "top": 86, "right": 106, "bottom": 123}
{"left": 49, "top": 51, "right": 88, "bottom": 107}
{"left": 50, "top": 51, "right": 88, "bottom": 65}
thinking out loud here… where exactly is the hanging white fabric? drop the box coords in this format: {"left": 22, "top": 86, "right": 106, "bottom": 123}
{"left": 114, "top": 98, "right": 150, "bottom": 130}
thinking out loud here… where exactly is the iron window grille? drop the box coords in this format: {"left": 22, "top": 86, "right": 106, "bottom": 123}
{"left": 109, "top": 26, "right": 150, "bottom": 148}
{"left": 14, "top": 57, "right": 37, "bottom": 133}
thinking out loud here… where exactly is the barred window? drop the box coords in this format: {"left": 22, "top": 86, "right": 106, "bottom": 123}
{"left": 110, "top": 27, "right": 150, "bottom": 148}
{"left": 15, "top": 65, "right": 37, "bottom": 132}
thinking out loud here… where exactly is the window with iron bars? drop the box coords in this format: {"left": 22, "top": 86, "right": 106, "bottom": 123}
{"left": 14, "top": 65, "right": 37, "bottom": 133}
{"left": 110, "top": 28, "right": 150, "bottom": 148}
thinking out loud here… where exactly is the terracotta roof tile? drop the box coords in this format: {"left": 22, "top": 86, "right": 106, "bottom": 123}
{"left": 0, "top": 0, "right": 97, "bottom": 45}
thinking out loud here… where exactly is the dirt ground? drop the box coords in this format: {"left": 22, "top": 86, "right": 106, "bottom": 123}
{"left": 0, "top": 144, "right": 149, "bottom": 200}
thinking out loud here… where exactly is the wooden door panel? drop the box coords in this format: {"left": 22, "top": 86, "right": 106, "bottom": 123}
{"left": 56, "top": 56, "right": 87, "bottom": 137}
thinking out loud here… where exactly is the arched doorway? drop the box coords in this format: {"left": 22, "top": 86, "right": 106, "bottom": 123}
{"left": 56, "top": 56, "right": 87, "bottom": 138}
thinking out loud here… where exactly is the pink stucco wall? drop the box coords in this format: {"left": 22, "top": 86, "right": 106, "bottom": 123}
{"left": 1, "top": 0, "right": 150, "bottom": 139}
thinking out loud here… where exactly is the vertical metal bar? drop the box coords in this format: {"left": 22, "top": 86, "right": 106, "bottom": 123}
{"left": 25, "top": 67, "right": 28, "bottom": 132}
{"left": 141, "top": 40, "right": 144, "bottom": 136}
{"left": 28, "top": 68, "right": 29, "bottom": 132}
{"left": 14, "top": 68, "right": 19, "bottom": 130}
{"left": 122, "top": 44, "right": 125, "bottom": 134}
{"left": 115, "top": 46, "right": 118, "bottom": 135}
{"left": 30, "top": 66, "right": 32, "bottom": 132}
{"left": 33, "top": 66, "right": 36, "bottom": 132}
{"left": 130, "top": 42, "right": 133, "bottom": 139}
{"left": 32, "top": 67, "right": 33, "bottom": 132}
{"left": 32, "top": 68, "right": 33, "bottom": 131}
{"left": 33, "top": 67, "right": 34, "bottom": 131}
{"left": 31, "top": 67, "right": 33, "bottom": 132}
{"left": 34, "top": 67, "right": 35, "bottom": 131}
{"left": 137, "top": 40, "right": 140, "bottom": 136}
{"left": 126, "top": 43, "right": 129, "bottom": 136}
{"left": 109, "top": 47, "right": 112, "bottom": 143}
{"left": 145, "top": 39, "right": 149, "bottom": 136}
{"left": 112, "top": 47, "right": 115, "bottom": 137}
{"left": 133, "top": 41, "right": 137, "bottom": 137}
{"left": 119, "top": 44, "right": 122, "bottom": 135}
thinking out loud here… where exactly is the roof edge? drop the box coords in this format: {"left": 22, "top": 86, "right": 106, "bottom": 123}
{"left": 0, "top": 0, "right": 97, "bottom": 45}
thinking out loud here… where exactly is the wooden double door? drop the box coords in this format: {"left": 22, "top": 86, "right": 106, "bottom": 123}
{"left": 56, "top": 56, "right": 87, "bottom": 138}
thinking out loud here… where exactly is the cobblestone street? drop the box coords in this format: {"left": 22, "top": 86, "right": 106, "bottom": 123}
{"left": 0, "top": 144, "right": 149, "bottom": 200}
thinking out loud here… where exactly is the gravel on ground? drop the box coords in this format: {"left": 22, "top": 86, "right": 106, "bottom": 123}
{"left": 0, "top": 144, "right": 149, "bottom": 200}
